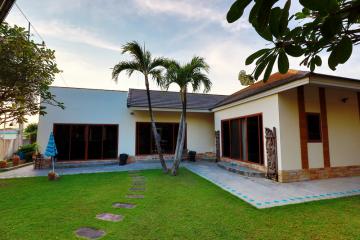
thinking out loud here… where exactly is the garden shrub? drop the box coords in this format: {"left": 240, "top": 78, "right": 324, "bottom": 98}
{"left": 17, "top": 143, "right": 39, "bottom": 162}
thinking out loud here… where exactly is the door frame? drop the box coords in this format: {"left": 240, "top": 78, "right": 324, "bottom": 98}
{"left": 220, "top": 113, "right": 264, "bottom": 166}
{"left": 53, "top": 123, "right": 119, "bottom": 161}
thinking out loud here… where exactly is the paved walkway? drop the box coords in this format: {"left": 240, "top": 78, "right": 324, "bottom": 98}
{"left": 185, "top": 162, "right": 360, "bottom": 208}
{"left": 1, "top": 161, "right": 359, "bottom": 209}
{"left": 0, "top": 161, "right": 165, "bottom": 179}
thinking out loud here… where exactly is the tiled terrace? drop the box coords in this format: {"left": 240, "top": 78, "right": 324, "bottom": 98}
{"left": 1, "top": 161, "right": 359, "bottom": 209}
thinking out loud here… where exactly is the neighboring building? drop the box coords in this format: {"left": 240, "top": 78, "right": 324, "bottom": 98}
{"left": 38, "top": 70, "right": 360, "bottom": 182}
{"left": 0, "top": 128, "right": 20, "bottom": 160}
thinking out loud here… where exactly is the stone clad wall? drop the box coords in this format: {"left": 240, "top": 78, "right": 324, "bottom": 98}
{"left": 134, "top": 152, "right": 216, "bottom": 162}
{"left": 278, "top": 166, "right": 360, "bottom": 182}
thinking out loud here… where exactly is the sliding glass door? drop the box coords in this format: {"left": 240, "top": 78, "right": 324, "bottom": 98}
{"left": 221, "top": 114, "right": 264, "bottom": 165}
{"left": 54, "top": 124, "right": 118, "bottom": 161}
{"left": 136, "top": 122, "right": 186, "bottom": 155}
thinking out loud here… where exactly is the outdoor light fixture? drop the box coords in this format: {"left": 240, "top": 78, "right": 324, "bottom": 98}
{"left": 341, "top": 97, "right": 349, "bottom": 103}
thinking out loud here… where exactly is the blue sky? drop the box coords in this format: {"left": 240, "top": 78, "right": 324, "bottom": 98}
{"left": 6, "top": 0, "right": 360, "bottom": 95}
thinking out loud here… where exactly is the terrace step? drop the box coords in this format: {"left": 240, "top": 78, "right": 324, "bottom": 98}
{"left": 56, "top": 160, "right": 118, "bottom": 168}
{"left": 217, "top": 161, "right": 265, "bottom": 178}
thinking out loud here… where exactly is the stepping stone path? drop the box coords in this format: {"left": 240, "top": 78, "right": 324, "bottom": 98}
{"left": 132, "top": 181, "right": 145, "bottom": 186}
{"left": 130, "top": 187, "right": 145, "bottom": 191}
{"left": 113, "top": 202, "right": 136, "bottom": 209}
{"left": 126, "top": 194, "right": 145, "bottom": 199}
{"left": 131, "top": 175, "right": 145, "bottom": 180}
{"left": 74, "top": 170, "right": 146, "bottom": 238}
{"left": 75, "top": 227, "right": 106, "bottom": 239}
{"left": 96, "top": 213, "right": 124, "bottom": 222}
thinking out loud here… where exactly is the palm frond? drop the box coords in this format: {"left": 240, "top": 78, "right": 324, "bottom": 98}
{"left": 121, "top": 41, "right": 145, "bottom": 66}
{"left": 112, "top": 61, "right": 141, "bottom": 82}
{"left": 189, "top": 56, "right": 210, "bottom": 73}
{"left": 150, "top": 57, "right": 176, "bottom": 70}
{"left": 191, "top": 72, "right": 212, "bottom": 93}
{"left": 162, "top": 56, "right": 211, "bottom": 93}
{"left": 149, "top": 69, "right": 165, "bottom": 87}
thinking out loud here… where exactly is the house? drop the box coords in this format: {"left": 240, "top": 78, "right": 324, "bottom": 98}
{"left": 37, "top": 70, "right": 360, "bottom": 182}
{"left": 37, "top": 87, "right": 225, "bottom": 163}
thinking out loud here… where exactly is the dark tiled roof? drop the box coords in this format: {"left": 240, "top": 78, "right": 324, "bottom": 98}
{"left": 0, "top": 0, "right": 15, "bottom": 23}
{"left": 213, "top": 70, "right": 310, "bottom": 108}
{"left": 127, "top": 89, "right": 227, "bottom": 111}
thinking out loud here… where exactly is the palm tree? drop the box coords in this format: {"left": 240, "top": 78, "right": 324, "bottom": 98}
{"left": 162, "top": 56, "right": 211, "bottom": 176}
{"left": 112, "top": 41, "right": 169, "bottom": 173}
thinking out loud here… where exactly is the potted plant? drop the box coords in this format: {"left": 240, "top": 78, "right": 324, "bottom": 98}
{"left": 188, "top": 151, "right": 197, "bottom": 162}
{"left": 119, "top": 153, "right": 128, "bottom": 166}
{"left": 0, "top": 160, "right": 7, "bottom": 168}
{"left": 12, "top": 154, "right": 20, "bottom": 166}
{"left": 48, "top": 171, "right": 59, "bottom": 181}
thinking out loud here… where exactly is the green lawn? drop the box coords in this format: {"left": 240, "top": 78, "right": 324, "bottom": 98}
{"left": 0, "top": 169, "right": 359, "bottom": 240}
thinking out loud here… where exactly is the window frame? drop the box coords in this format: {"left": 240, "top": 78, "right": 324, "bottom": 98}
{"left": 220, "top": 113, "right": 264, "bottom": 165}
{"left": 135, "top": 122, "right": 186, "bottom": 155}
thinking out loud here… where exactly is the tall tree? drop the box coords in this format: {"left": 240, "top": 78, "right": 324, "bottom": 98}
{"left": 227, "top": 0, "right": 360, "bottom": 83}
{"left": 0, "top": 22, "right": 63, "bottom": 126}
{"left": 112, "top": 41, "right": 169, "bottom": 173}
{"left": 162, "top": 57, "right": 211, "bottom": 176}
{"left": 24, "top": 123, "right": 37, "bottom": 143}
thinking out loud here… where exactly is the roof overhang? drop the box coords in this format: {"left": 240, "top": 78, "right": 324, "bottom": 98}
{"left": 309, "top": 75, "right": 360, "bottom": 91}
{"left": 128, "top": 106, "right": 212, "bottom": 113}
{"left": 0, "top": 0, "right": 15, "bottom": 23}
{"left": 212, "top": 77, "right": 310, "bottom": 112}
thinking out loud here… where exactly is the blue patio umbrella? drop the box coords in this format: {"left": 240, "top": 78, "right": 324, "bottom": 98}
{"left": 44, "top": 132, "right": 58, "bottom": 172}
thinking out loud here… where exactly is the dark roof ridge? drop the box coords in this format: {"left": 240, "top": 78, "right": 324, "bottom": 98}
{"left": 128, "top": 88, "right": 227, "bottom": 97}
{"left": 128, "top": 88, "right": 227, "bottom": 110}
{"left": 50, "top": 86, "right": 128, "bottom": 93}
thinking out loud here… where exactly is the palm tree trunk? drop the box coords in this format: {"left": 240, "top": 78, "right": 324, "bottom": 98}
{"left": 171, "top": 88, "right": 187, "bottom": 176}
{"left": 144, "top": 75, "right": 168, "bottom": 173}
{"left": 173, "top": 112, "right": 184, "bottom": 162}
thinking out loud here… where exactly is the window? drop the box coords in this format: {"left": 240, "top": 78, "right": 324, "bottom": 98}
{"left": 53, "top": 124, "right": 118, "bottom": 161}
{"left": 136, "top": 122, "right": 186, "bottom": 155}
{"left": 306, "top": 113, "right": 322, "bottom": 142}
{"left": 221, "top": 114, "right": 264, "bottom": 165}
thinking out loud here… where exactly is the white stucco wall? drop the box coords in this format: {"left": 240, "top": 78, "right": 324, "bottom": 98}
{"left": 278, "top": 88, "right": 302, "bottom": 170}
{"left": 37, "top": 87, "right": 215, "bottom": 157}
{"left": 326, "top": 88, "right": 360, "bottom": 167}
{"left": 278, "top": 86, "right": 360, "bottom": 170}
{"left": 214, "top": 94, "right": 281, "bottom": 168}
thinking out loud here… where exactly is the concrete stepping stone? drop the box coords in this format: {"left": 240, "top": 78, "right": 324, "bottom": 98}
{"left": 75, "top": 227, "right": 106, "bottom": 239}
{"left": 130, "top": 175, "right": 145, "bottom": 180}
{"left": 130, "top": 187, "right": 146, "bottom": 191}
{"left": 129, "top": 173, "right": 141, "bottom": 176}
{"left": 96, "top": 213, "right": 124, "bottom": 222}
{"left": 132, "top": 183, "right": 145, "bottom": 187}
{"left": 113, "top": 202, "right": 136, "bottom": 209}
{"left": 132, "top": 181, "right": 145, "bottom": 185}
{"left": 126, "top": 194, "right": 144, "bottom": 199}
{"left": 128, "top": 170, "right": 141, "bottom": 174}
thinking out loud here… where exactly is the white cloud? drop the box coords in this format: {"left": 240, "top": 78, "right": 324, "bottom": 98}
{"left": 35, "top": 21, "right": 120, "bottom": 51}
{"left": 52, "top": 50, "right": 150, "bottom": 91}
{"left": 6, "top": 9, "right": 120, "bottom": 52}
{"left": 133, "top": 0, "right": 250, "bottom": 32}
